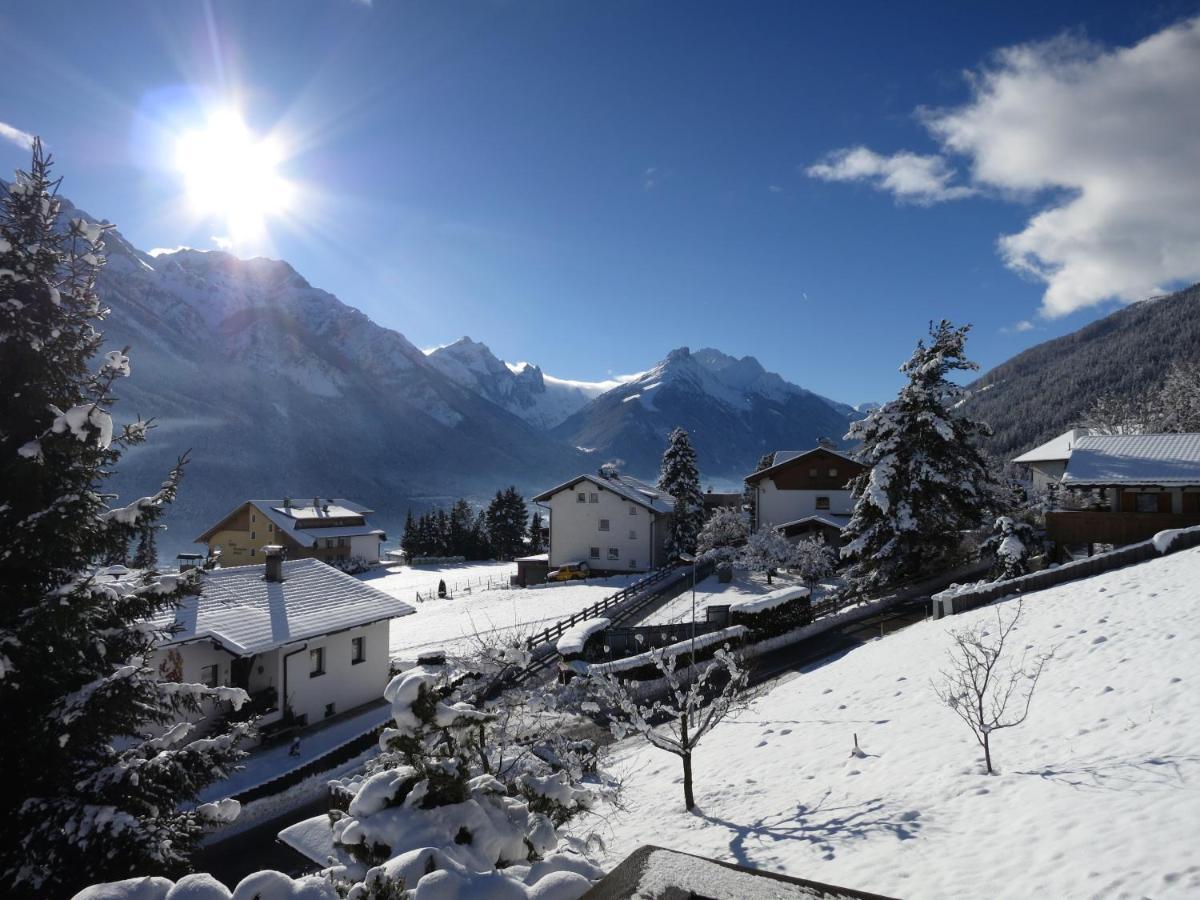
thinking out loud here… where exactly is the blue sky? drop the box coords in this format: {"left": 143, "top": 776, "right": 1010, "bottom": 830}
{"left": 2, "top": 1, "right": 1198, "bottom": 405}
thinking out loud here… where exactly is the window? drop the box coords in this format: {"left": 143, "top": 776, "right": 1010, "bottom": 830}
{"left": 809, "top": 467, "right": 818, "bottom": 477}
{"left": 629, "top": 504, "right": 637, "bottom": 515}
{"left": 589, "top": 492, "right": 599, "bottom": 504}
{"left": 630, "top": 559, "right": 637, "bottom": 569}
{"left": 200, "top": 664, "right": 218, "bottom": 688}
{"left": 352, "top": 636, "right": 366, "bottom": 664}
{"left": 310, "top": 648, "right": 325, "bottom": 677}
{"left": 816, "top": 496, "right": 831, "bottom": 510}
{"left": 607, "top": 547, "right": 620, "bottom": 561}
{"left": 325, "top": 538, "right": 334, "bottom": 549}
{"left": 629, "top": 529, "right": 637, "bottom": 540}
{"left": 250, "top": 548, "right": 256, "bottom": 557}
{"left": 324, "top": 702, "right": 336, "bottom": 719}
{"left": 599, "top": 518, "right": 610, "bottom": 531}
{"left": 251, "top": 513, "right": 256, "bottom": 523}
{"left": 577, "top": 492, "right": 586, "bottom": 503}
{"left": 268, "top": 523, "right": 274, "bottom": 532}
{"left": 829, "top": 467, "right": 838, "bottom": 477}
{"left": 337, "top": 537, "right": 346, "bottom": 548}
{"left": 250, "top": 530, "right": 256, "bottom": 540}
{"left": 589, "top": 547, "right": 600, "bottom": 559}
{"left": 1134, "top": 492, "right": 1160, "bottom": 513}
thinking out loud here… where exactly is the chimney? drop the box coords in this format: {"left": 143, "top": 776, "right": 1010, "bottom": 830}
{"left": 283, "top": 496, "right": 291, "bottom": 509}
{"left": 263, "top": 545, "right": 285, "bottom": 582}
{"left": 817, "top": 437, "right": 836, "bottom": 451}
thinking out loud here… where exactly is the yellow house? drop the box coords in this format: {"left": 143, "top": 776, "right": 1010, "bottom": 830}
{"left": 195, "top": 498, "right": 385, "bottom": 567}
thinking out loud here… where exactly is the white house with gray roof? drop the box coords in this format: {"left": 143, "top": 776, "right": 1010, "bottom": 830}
{"left": 150, "top": 549, "right": 414, "bottom": 729}
{"left": 532, "top": 468, "right": 675, "bottom": 574}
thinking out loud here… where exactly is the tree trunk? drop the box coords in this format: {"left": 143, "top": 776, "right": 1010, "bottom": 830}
{"left": 983, "top": 735, "right": 993, "bottom": 775}
{"left": 682, "top": 750, "right": 695, "bottom": 810}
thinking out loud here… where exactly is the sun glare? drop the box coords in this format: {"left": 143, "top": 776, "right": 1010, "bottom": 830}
{"left": 175, "top": 109, "right": 293, "bottom": 244}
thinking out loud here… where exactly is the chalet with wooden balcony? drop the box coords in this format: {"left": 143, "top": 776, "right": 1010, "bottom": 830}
{"left": 195, "top": 498, "right": 386, "bottom": 567}
{"left": 1039, "top": 433, "right": 1200, "bottom": 551}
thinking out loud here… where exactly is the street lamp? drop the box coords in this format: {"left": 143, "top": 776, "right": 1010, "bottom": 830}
{"left": 677, "top": 551, "right": 698, "bottom": 666}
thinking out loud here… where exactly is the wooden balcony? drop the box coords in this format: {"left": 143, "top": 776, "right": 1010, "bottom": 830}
{"left": 1045, "top": 510, "right": 1200, "bottom": 547}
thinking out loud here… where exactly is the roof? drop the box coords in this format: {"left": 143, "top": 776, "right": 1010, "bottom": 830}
{"left": 155, "top": 558, "right": 415, "bottom": 656}
{"left": 1012, "top": 428, "right": 1093, "bottom": 464}
{"left": 532, "top": 472, "right": 675, "bottom": 514}
{"left": 194, "top": 498, "right": 381, "bottom": 546}
{"left": 775, "top": 514, "right": 846, "bottom": 532}
{"left": 1061, "top": 433, "right": 1200, "bottom": 485}
{"left": 745, "top": 446, "right": 865, "bottom": 484}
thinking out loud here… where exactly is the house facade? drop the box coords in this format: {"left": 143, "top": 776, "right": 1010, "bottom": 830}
{"left": 532, "top": 469, "right": 674, "bottom": 574}
{"left": 1011, "top": 428, "right": 1093, "bottom": 493}
{"left": 150, "top": 550, "right": 414, "bottom": 729}
{"left": 1036, "top": 433, "right": 1200, "bottom": 550}
{"left": 745, "top": 447, "right": 868, "bottom": 547}
{"left": 195, "top": 498, "right": 385, "bottom": 567}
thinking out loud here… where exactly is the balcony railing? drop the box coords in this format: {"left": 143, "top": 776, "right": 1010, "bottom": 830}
{"left": 1045, "top": 510, "right": 1200, "bottom": 547}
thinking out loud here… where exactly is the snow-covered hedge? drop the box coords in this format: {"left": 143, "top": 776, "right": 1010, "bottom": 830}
{"left": 587, "top": 626, "right": 747, "bottom": 681}
{"left": 729, "top": 585, "right": 813, "bottom": 638}
{"left": 407, "top": 555, "right": 467, "bottom": 566}
{"left": 555, "top": 618, "right": 610, "bottom": 657}
{"left": 72, "top": 870, "right": 336, "bottom": 899}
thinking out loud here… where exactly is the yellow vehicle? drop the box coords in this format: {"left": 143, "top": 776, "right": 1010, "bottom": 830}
{"left": 547, "top": 561, "right": 590, "bottom": 582}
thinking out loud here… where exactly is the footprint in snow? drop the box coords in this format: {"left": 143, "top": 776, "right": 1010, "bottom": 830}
{"left": 1092, "top": 636, "right": 1108, "bottom": 645}
{"left": 1170, "top": 677, "right": 1182, "bottom": 684}
{"left": 822, "top": 688, "right": 833, "bottom": 694}
{"left": 1101, "top": 686, "right": 1115, "bottom": 694}
{"left": 780, "top": 728, "right": 792, "bottom": 735}
{"left": 838, "top": 704, "right": 847, "bottom": 710}
{"left": 756, "top": 740, "right": 769, "bottom": 748}
{"left": 896, "top": 676, "right": 907, "bottom": 682}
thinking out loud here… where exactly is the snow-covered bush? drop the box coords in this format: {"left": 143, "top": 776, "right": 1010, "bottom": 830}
{"left": 696, "top": 507, "right": 748, "bottom": 564}
{"left": 980, "top": 516, "right": 1038, "bottom": 581}
{"left": 788, "top": 535, "right": 836, "bottom": 586}
{"left": 326, "top": 665, "right": 606, "bottom": 897}
{"left": 332, "top": 555, "right": 374, "bottom": 575}
{"left": 741, "top": 526, "right": 793, "bottom": 584}
{"left": 72, "top": 870, "right": 336, "bottom": 899}
{"left": 729, "top": 586, "right": 812, "bottom": 638}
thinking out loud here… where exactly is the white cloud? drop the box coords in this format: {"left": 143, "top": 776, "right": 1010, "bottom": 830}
{"left": 210, "top": 235, "right": 233, "bottom": 250}
{"left": 806, "top": 146, "right": 975, "bottom": 205}
{"left": 807, "top": 17, "right": 1200, "bottom": 318}
{"left": 0, "top": 121, "right": 35, "bottom": 149}
{"left": 147, "top": 245, "right": 195, "bottom": 257}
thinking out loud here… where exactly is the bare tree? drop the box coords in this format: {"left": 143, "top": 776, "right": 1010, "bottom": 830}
{"left": 1153, "top": 360, "right": 1200, "bottom": 433}
{"left": 933, "top": 600, "right": 1051, "bottom": 774}
{"left": 587, "top": 647, "right": 750, "bottom": 810}
{"left": 1078, "top": 389, "right": 1153, "bottom": 435}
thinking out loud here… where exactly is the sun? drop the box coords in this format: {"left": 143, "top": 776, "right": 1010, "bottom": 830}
{"left": 175, "top": 109, "right": 294, "bottom": 245}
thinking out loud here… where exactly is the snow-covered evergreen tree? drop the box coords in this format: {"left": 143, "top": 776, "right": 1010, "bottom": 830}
{"left": 0, "top": 143, "right": 247, "bottom": 897}
{"left": 741, "top": 525, "right": 793, "bottom": 584}
{"left": 131, "top": 524, "right": 159, "bottom": 570}
{"left": 980, "top": 516, "right": 1037, "bottom": 581}
{"left": 657, "top": 427, "right": 704, "bottom": 559}
{"left": 401, "top": 508, "right": 416, "bottom": 559}
{"left": 841, "top": 320, "right": 997, "bottom": 595}
{"left": 486, "top": 486, "right": 529, "bottom": 560}
{"left": 695, "top": 507, "right": 748, "bottom": 565}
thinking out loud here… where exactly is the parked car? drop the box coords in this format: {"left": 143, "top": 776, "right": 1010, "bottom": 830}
{"left": 548, "top": 561, "right": 590, "bottom": 582}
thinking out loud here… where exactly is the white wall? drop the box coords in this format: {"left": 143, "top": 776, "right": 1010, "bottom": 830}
{"left": 1027, "top": 461, "right": 1067, "bottom": 493}
{"left": 755, "top": 480, "right": 854, "bottom": 530}
{"left": 350, "top": 534, "right": 382, "bottom": 563}
{"left": 281, "top": 620, "right": 391, "bottom": 726}
{"left": 147, "top": 640, "right": 236, "bottom": 730}
{"left": 545, "top": 479, "right": 660, "bottom": 571}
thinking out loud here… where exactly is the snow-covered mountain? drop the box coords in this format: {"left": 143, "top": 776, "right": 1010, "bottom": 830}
{"left": 552, "top": 347, "right": 858, "bottom": 480}
{"left": 43, "top": 199, "right": 591, "bottom": 559}
{"left": 425, "top": 337, "right": 619, "bottom": 429}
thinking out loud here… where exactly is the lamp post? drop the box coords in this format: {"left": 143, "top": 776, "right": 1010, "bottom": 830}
{"left": 678, "top": 551, "right": 698, "bottom": 667}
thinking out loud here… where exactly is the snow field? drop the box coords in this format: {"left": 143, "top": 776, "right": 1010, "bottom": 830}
{"left": 362, "top": 563, "right": 640, "bottom": 660}
{"left": 581, "top": 546, "right": 1200, "bottom": 899}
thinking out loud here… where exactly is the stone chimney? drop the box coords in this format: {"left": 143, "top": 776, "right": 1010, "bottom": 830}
{"left": 263, "top": 545, "right": 286, "bottom": 582}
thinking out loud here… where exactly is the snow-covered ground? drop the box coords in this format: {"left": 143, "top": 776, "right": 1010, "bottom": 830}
{"left": 643, "top": 571, "right": 837, "bottom": 626}
{"left": 583, "top": 546, "right": 1200, "bottom": 899}
{"left": 361, "top": 563, "right": 640, "bottom": 660}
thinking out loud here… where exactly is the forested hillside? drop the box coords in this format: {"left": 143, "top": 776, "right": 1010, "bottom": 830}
{"left": 964, "top": 283, "right": 1200, "bottom": 456}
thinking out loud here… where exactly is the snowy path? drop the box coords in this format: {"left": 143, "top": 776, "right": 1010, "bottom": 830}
{"left": 198, "top": 701, "right": 389, "bottom": 802}
{"left": 581, "top": 546, "right": 1200, "bottom": 899}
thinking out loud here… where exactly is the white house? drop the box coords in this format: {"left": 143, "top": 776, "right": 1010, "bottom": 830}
{"left": 150, "top": 548, "right": 414, "bottom": 729}
{"left": 532, "top": 468, "right": 674, "bottom": 574}
{"left": 1011, "top": 428, "right": 1094, "bottom": 492}
{"left": 745, "top": 446, "right": 868, "bottom": 547}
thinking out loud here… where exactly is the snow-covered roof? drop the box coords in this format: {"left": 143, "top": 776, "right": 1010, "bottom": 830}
{"left": 532, "top": 473, "right": 675, "bottom": 514}
{"left": 195, "top": 498, "right": 382, "bottom": 546}
{"left": 1012, "top": 428, "right": 1093, "bottom": 464}
{"left": 155, "top": 558, "right": 415, "bottom": 656}
{"left": 774, "top": 515, "right": 846, "bottom": 532}
{"left": 745, "top": 447, "right": 865, "bottom": 484}
{"left": 1061, "top": 433, "right": 1200, "bottom": 485}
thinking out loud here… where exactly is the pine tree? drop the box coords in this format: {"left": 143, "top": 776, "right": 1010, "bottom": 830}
{"left": 841, "top": 320, "right": 997, "bottom": 595}
{"left": 448, "top": 498, "right": 473, "bottom": 556}
{"left": 470, "top": 509, "right": 492, "bottom": 561}
{"left": 401, "top": 508, "right": 416, "bottom": 560}
{"left": 527, "top": 510, "right": 545, "bottom": 554}
{"left": 0, "top": 143, "right": 248, "bottom": 896}
{"left": 486, "top": 487, "right": 528, "bottom": 561}
{"left": 658, "top": 427, "right": 704, "bottom": 559}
